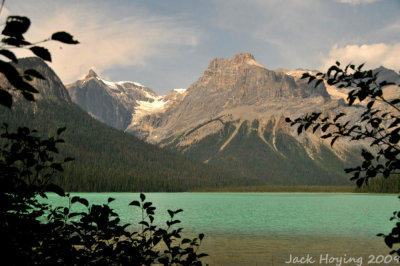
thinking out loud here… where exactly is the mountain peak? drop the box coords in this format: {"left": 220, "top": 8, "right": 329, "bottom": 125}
{"left": 86, "top": 69, "right": 98, "bottom": 79}
{"left": 231, "top": 53, "right": 255, "bottom": 64}
{"left": 207, "top": 53, "right": 265, "bottom": 71}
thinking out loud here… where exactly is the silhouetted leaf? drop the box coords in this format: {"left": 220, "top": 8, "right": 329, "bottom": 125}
{"left": 139, "top": 221, "right": 149, "bottom": 227}
{"left": 22, "top": 91, "right": 34, "bottom": 101}
{"left": 321, "top": 124, "right": 330, "bottom": 132}
{"left": 169, "top": 220, "right": 181, "bottom": 226}
{"left": 30, "top": 46, "right": 51, "bottom": 62}
{"left": 140, "top": 193, "right": 145, "bottom": 202}
{"left": 108, "top": 197, "right": 115, "bottom": 204}
{"left": 390, "top": 99, "right": 400, "bottom": 105}
{"left": 367, "top": 100, "right": 375, "bottom": 109}
{"left": 0, "top": 60, "right": 23, "bottom": 88}
{"left": 333, "top": 113, "right": 345, "bottom": 122}
{"left": 321, "top": 133, "right": 332, "bottom": 139}
{"left": 174, "top": 209, "right": 183, "bottom": 214}
{"left": 129, "top": 200, "right": 140, "bottom": 207}
{"left": 307, "top": 76, "right": 315, "bottom": 84}
{"left": 389, "top": 118, "right": 400, "bottom": 129}
{"left": 312, "top": 124, "right": 320, "bottom": 133}
{"left": 379, "top": 81, "right": 395, "bottom": 87}
{"left": 383, "top": 169, "right": 390, "bottom": 178}
{"left": 64, "top": 157, "right": 74, "bottom": 162}
{"left": 77, "top": 198, "right": 89, "bottom": 207}
{"left": 330, "top": 136, "right": 338, "bottom": 146}
{"left": 0, "top": 49, "right": 17, "bottom": 62}
{"left": 71, "top": 196, "right": 81, "bottom": 204}
{"left": 297, "top": 125, "right": 303, "bottom": 135}
{"left": 57, "top": 127, "right": 66, "bottom": 135}
{"left": 301, "top": 73, "right": 310, "bottom": 79}
{"left": 348, "top": 95, "right": 355, "bottom": 106}
{"left": 362, "top": 150, "right": 374, "bottom": 161}
{"left": 385, "top": 236, "right": 394, "bottom": 249}
{"left": 0, "top": 89, "right": 12, "bottom": 108}
{"left": 51, "top": 163, "right": 63, "bottom": 171}
{"left": 24, "top": 69, "right": 45, "bottom": 79}
{"left": 1, "top": 37, "right": 31, "bottom": 47}
{"left": 68, "top": 212, "right": 82, "bottom": 219}
{"left": 2, "top": 16, "right": 30, "bottom": 38}
{"left": 389, "top": 134, "right": 400, "bottom": 144}
{"left": 181, "top": 238, "right": 191, "bottom": 244}
{"left": 46, "top": 183, "right": 65, "bottom": 196}
{"left": 315, "top": 79, "right": 323, "bottom": 88}
{"left": 51, "top": 31, "right": 79, "bottom": 44}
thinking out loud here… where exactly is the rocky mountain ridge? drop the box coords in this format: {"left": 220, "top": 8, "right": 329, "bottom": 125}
{"left": 66, "top": 53, "right": 399, "bottom": 185}
{"left": 66, "top": 71, "right": 186, "bottom": 131}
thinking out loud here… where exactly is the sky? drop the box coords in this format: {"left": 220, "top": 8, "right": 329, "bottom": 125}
{"left": 2, "top": 0, "right": 400, "bottom": 95}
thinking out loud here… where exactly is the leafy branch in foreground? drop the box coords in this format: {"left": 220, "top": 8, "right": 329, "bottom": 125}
{"left": 0, "top": 15, "right": 79, "bottom": 108}
{"left": 1, "top": 122, "right": 207, "bottom": 265}
{"left": 0, "top": 123, "right": 70, "bottom": 197}
{"left": 36, "top": 193, "right": 207, "bottom": 265}
{"left": 286, "top": 61, "right": 400, "bottom": 254}
{"left": 286, "top": 62, "right": 400, "bottom": 187}
{"left": 0, "top": 8, "right": 208, "bottom": 265}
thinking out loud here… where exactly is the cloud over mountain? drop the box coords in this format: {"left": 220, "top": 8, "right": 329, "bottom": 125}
{"left": 8, "top": 3, "right": 202, "bottom": 84}
{"left": 321, "top": 43, "right": 400, "bottom": 72}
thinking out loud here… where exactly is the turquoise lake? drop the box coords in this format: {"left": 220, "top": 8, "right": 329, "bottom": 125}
{"left": 44, "top": 193, "right": 400, "bottom": 265}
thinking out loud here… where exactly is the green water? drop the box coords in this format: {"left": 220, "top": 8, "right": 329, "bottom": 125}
{"left": 43, "top": 193, "right": 400, "bottom": 265}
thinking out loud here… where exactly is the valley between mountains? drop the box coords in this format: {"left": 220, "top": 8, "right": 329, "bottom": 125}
{"left": 66, "top": 53, "right": 400, "bottom": 187}
{"left": 4, "top": 53, "right": 399, "bottom": 190}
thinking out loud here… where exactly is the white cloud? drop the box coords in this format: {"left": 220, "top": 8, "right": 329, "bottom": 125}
{"left": 320, "top": 43, "right": 400, "bottom": 71}
{"left": 339, "top": 0, "right": 382, "bottom": 4}
{"left": 13, "top": 7, "right": 202, "bottom": 83}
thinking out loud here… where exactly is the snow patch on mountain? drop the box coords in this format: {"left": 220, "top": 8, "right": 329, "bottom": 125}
{"left": 136, "top": 97, "right": 169, "bottom": 115}
{"left": 97, "top": 77, "right": 147, "bottom": 90}
{"left": 117, "top": 81, "right": 145, "bottom": 87}
{"left": 173, "top": 88, "right": 187, "bottom": 93}
{"left": 98, "top": 78, "right": 118, "bottom": 89}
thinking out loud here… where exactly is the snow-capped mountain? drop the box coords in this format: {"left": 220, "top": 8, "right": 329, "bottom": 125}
{"left": 67, "top": 53, "right": 399, "bottom": 186}
{"left": 66, "top": 70, "right": 185, "bottom": 131}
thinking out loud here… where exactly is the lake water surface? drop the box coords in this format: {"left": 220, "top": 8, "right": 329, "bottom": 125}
{"left": 44, "top": 193, "right": 400, "bottom": 265}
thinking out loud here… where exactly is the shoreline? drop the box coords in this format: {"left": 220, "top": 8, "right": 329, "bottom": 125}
{"left": 51, "top": 184, "right": 400, "bottom": 194}
{"left": 190, "top": 185, "right": 356, "bottom": 193}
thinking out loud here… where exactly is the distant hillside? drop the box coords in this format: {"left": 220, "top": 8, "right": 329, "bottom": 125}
{"left": 0, "top": 58, "right": 262, "bottom": 192}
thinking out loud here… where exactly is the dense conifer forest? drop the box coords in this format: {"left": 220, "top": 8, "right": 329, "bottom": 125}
{"left": 354, "top": 175, "right": 400, "bottom": 193}
{"left": 0, "top": 98, "right": 261, "bottom": 192}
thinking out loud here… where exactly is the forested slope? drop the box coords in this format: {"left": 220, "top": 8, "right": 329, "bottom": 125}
{"left": 0, "top": 58, "right": 261, "bottom": 191}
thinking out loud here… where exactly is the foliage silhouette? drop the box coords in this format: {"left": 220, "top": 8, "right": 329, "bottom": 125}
{"left": 286, "top": 62, "right": 400, "bottom": 254}
{"left": 0, "top": 7, "right": 207, "bottom": 265}
{"left": 0, "top": 15, "right": 78, "bottom": 108}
